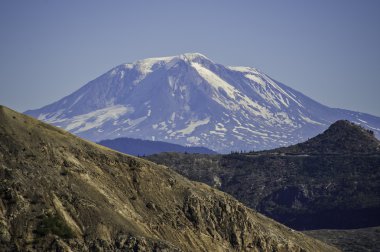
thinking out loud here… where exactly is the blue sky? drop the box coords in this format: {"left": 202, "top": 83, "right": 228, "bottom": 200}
{"left": 0, "top": 0, "right": 379, "bottom": 116}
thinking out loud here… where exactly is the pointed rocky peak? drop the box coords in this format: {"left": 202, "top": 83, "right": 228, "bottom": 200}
{"left": 317, "top": 120, "right": 378, "bottom": 146}
{"left": 325, "top": 120, "right": 376, "bottom": 137}
{"left": 274, "top": 120, "right": 380, "bottom": 154}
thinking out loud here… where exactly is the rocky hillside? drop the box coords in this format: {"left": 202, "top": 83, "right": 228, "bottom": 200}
{"left": 0, "top": 105, "right": 337, "bottom": 251}
{"left": 147, "top": 121, "right": 380, "bottom": 230}
{"left": 272, "top": 120, "right": 380, "bottom": 155}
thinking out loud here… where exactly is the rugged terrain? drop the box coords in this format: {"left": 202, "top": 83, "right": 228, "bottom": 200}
{"left": 147, "top": 120, "right": 380, "bottom": 230}
{"left": 98, "top": 137, "right": 216, "bottom": 156}
{"left": 25, "top": 53, "right": 380, "bottom": 153}
{"left": 0, "top": 105, "right": 337, "bottom": 251}
{"left": 304, "top": 226, "right": 380, "bottom": 252}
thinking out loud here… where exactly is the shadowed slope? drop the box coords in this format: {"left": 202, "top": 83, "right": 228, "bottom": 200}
{"left": 0, "top": 105, "right": 337, "bottom": 251}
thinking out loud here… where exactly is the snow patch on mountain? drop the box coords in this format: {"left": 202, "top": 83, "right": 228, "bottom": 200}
{"left": 41, "top": 105, "right": 132, "bottom": 134}
{"left": 173, "top": 117, "right": 210, "bottom": 136}
{"left": 192, "top": 62, "right": 237, "bottom": 99}
{"left": 300, "top": 114, "right": 324, "bottom": 125}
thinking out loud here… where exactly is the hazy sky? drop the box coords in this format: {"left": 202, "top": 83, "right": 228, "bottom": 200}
{"left": 0, "top": 0, "right": 379, "bottom": 116}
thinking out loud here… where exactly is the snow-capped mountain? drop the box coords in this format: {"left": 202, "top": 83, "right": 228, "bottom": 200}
{"left": 25, "top": 53, "right": 380, "bottom": 153}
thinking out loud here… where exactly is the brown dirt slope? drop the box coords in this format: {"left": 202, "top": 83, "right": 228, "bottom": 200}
{"left": 0, "top": 105, "right": 338, "bottom": 251}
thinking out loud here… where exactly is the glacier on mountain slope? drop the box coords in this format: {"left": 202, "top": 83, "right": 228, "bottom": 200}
{"left": 25, "top": 53, "right": 380, "bottom": 153}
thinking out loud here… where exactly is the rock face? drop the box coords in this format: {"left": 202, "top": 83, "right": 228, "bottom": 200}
{"left": 0, "top": 105, "right": 337, "bottom": 251}
{"left": 24, "top": 53, "right": 380, "bottom": 153}
{"left": 147, "top": 121, "right": 380, "bottom": 230}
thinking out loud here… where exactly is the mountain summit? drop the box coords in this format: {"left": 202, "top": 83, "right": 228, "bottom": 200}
{"left": 273, "top": 120, "right": 380, "bottom": 154}
{"left": 25, "top": 53, "right": 380, "bottom": 152}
